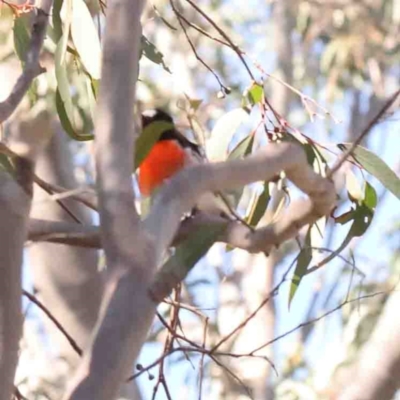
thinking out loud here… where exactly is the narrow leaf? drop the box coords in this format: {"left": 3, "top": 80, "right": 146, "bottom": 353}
{"left": 55, "top": 0, "right": 73, "bottom": 124}
{"left": 56, "top": 90, "right": 93, "bottom": 141}
{"left": 70, "top": 0, "right": 101, "bottom": 79}
{"left": 246, "top": 182, "right": 270, "bottom": 226}
{"left": 0, "top": 154, "right": 15, "bottom": 175}
{"left": 228, "top": 134, "right": 254, "bottom": 160}
{"left": 13, "top": 16, "right": 30, "bottom": 64}
{"left": 141, "top": 35, "right": 171, "bottom": 73}
{"left": 309, "top": 182, "right": 376, "bottom": 273}
{"left": 52, "top": 0, "right": 63, "bottom": 42}
{"left": 338, "top": 144, "right": 400, "bottom": 200}
{"left": 289, "top": 229, "right": 312, "bottom": 307}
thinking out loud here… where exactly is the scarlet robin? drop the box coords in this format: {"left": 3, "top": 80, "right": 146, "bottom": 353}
{"left": 138, "top": 108, "right": 233, "bottom": 218}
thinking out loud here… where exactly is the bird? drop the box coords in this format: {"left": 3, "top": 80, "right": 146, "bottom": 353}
{"left": 138, "top": 108, "right": 235, "bottom": 219}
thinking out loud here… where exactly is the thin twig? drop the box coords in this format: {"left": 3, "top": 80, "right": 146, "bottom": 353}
{"left": 184, "top": 0, "right": 255, "bottom": 81}
{"left": 22, "top": 290, "right": 82, "bottom": 356}
{"left": 198, "top": 317, "right": 208, "bottom": 400}
{"left": 0, "top": 142, "right": 87, "bottom": 222}
{"left": 33, "top": 175, "right": 98, "bottom": 211}
{"left": 250, "top": 289, "right": 390, "bottom": 355}
{"left": 208, "top": 354, "right": 253, "bottom": 399}
{"left": 210, "top": 255, "right": 298, "bottom": 353}
{"left": 170, "top": 0, "right": 229, "bottom": 94}
{"left": 327, "top": 88, "right": 400, "bottom": 178}
{"left": 33, "top": 175, "right": 83, "bottom": 224}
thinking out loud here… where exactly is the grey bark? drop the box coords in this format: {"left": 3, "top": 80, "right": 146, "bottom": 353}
{"left": 0, "top": 173, "right": 31, "bottom": 400}
{"left": 334, "top": 289, "right": 400, "bottom": 400}
{"left": 0, "top": 111, "right": 50, "bottom": 399}
{"left": 271, "top": 0, "right": 294, "bottom": 115}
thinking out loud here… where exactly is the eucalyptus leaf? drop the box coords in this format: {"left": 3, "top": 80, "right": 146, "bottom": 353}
{"left": 289, "top": 228, "right": 312, "bottom": 307}
{"left": 56, "top": 90, "right": 94, "bottom": 141}
{"left": 246, "top": 181, "right": 270, "bottom": 227}
{"left": 338, "top": 144, "right": 400, "bottom": 201}
{"left": 227, "top": 134, "right": 254, "bottom": 160}
{"left": 70, "top": 0, "right": 101, "bottom": 79}
{"left": 141, "top": 35, "right": 171, "bottom": 73}
{"left": 13, "top": 16, "right": 30, "bottom": 64}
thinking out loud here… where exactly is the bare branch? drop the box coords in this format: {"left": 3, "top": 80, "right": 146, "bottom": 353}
{"left": 184, "top": 0, "right": 255, "bottom": 80}
{"left": 33, "top": 175, "right": 98, "bottom": 211}
{"left": 23, "top": 290, "right": 83, "bottom": 357}
{"left": 0, "top": 0, "right": 53, "bottom": 122}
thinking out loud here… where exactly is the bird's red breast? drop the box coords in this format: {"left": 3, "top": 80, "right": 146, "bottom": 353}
{"left": 138, "top": 139, "right": 187, "bottom": 196}
{"left": 138, "top": 109, "right": 233, "bottom": 220}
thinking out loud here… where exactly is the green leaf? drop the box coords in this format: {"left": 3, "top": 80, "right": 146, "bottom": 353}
{"left": 70, "top": 0, "right": 101, "bottom": 79}
{"left": 0, "top": 154, "right": 15, "bottom": 175}
{"left": 52, "top": 0, "right": 63, "bottom": 42}
{"left": 242, "top": 82, "right": 264, "bottom": 109}
{"left": 246, "top": 181, "right": 270, "bottom": 226}
{"left": 90, "top": 78, "right": 100, "bottom": 99}
{"left": 55, "top": 0, "right": 74, "bottom": 126}
{"left": 140, "top": 35, "right": 171, "bottom": 73}
{"left": 227, "top": 134, "right": 254, "bottom": 160}
{"left": 338, "top": 144, "right": 400, "bottom": 201}
{"left": 289, "top": 229, "right": 312, "bottom": 307}
{"left": 309, "top": 182, "right": 376, "bottom": 273}
{"left": 134, "top": 120, "right": 175, "bottom": 169}
{"left": 13, "top": 16, "right": 30, "bottom": 64}
{"left": 248, "top": 82, "right": 263, "bottom": 104}
{"left": 55, "top": 0, "right": 93, "bottom": 141}
{"left": 56, "top": 90, "right": 94, "bottom": 141}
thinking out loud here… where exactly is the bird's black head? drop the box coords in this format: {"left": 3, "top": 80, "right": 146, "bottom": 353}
{"left": 141, "top": 108, "right": 174, "bottom": 128}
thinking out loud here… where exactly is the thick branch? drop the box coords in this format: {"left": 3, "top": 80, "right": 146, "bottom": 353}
{"left": 64, "top": 0, "right": 151, "bottom": 399}
{"left": 0, "top": 111, "right": 51, "bottom": 400}
{"left": 145, "top": 142, "right": 335, "bottom": 266}
{"left": 30, "top": 142, "right": 336, "bottom": 307}
{"left": 334, "top": 290, "right": 400, "bottom": 400}
{"left": 0, "top": 0, "right": 53, "bottom": 122}
{"left": 28, "top": 144, "right": 335, "bottom": 261}
{"left": 28, "top": 196, "right": 327, "bottom": 254}
{"left": 0, "top": 173, "right": 31, "bottom": 400}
